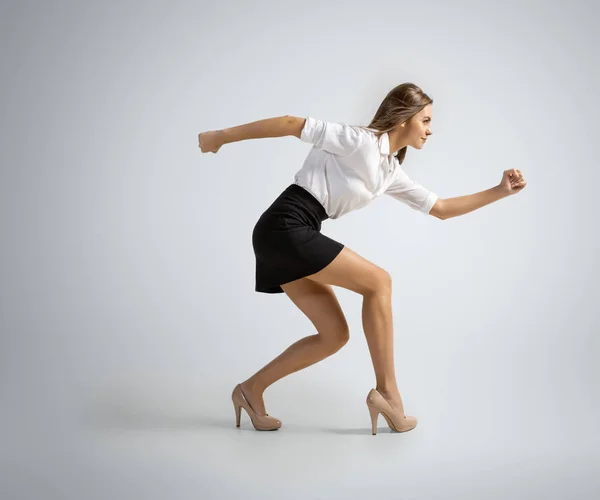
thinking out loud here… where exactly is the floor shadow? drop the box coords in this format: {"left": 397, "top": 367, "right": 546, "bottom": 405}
{"left": 81, "top": 404, "right": 375, "bottom": 435}
{"left": 80, "top": 400, "right": 234, "bottom": 431}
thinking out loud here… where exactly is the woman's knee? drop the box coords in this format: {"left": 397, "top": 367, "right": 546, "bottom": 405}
{"left": 363, "top": 269, "right": 392, "bottom": 296}
{"left": 319, "top": 322, "right": 350, "bottom": 350}
{"left": 282, "top": 278, "right": 350, "bottom": 348}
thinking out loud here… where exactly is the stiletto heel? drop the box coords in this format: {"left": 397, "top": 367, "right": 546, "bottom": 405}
{"left": 234, "top": 401, "right": 242, "bottom": 427}
{"left": 368, "top": 404, "right": 380, "bottom": 435}
{"left": 231, "top": 383, "right": 282, "bottom": 431}
{"left": 365, "top": 388, "right": 417, "bottom": 435}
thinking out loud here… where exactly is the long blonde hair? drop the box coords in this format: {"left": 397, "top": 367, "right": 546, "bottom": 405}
{"left": 353, "top": 83, "right": 433, "bottom": 165}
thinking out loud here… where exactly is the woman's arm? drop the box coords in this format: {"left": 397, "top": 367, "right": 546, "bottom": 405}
{"left": 440, "top": 169, "right": 526, "bottom": 220}
{"left": 222, "top": 115, "right": 305, "bottom": 143}
{"left": 198, "top": 116, "right": 306, "bottom": 153}
{"left": 440, "top": 186, "right": 508, "bottom": 220}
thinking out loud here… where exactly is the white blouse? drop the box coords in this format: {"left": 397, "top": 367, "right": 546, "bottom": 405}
{"left": 295, "top": 116, "right": 439, "bottom": 219}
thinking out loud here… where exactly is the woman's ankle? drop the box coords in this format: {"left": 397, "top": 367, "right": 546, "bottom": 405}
{"left": 375, "top": 385, "right": 401, "bottom": 400}
{"left": 241, "top": 378, "right": 266, "bottom": 394}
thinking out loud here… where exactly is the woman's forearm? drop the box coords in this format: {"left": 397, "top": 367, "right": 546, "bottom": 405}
{"left": 221, "top": 116, "right": 292, "bottom": 144}
{"left": 443, "top": 185, "right": 509, "bottom": 219}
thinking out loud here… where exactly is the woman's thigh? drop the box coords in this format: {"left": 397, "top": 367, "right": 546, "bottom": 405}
{"left": 304, "top": 246, "right": 390, "bottom": 295}
{"left": 280, "top": 278, "right": 349, "bottom": 344}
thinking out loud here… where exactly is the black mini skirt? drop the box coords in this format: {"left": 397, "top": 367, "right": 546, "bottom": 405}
{"left": 252, "top": 183, "right": 345, "bottom": 294}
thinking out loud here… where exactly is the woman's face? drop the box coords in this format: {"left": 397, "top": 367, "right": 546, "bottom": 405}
{"left": 407, "top": 104, "right": 433, "bottom": 149}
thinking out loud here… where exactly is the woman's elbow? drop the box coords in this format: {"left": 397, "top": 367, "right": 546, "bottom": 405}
{"left": 285, "top": 115, "right": 306, "bottom": 139}
{"left": 429, "top": 199, "right": 446, "bottom": 220}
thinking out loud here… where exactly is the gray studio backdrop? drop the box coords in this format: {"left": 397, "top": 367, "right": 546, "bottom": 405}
{"left": 1, "top": 0, "right": 598, "bottom": 499}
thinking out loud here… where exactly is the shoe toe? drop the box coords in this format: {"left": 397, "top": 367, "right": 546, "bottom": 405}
{"left": 267, "top": 416, "right": 282, "bottom": 428}
{"left": 405, "top": 415, "right": 417, "bottom": 428}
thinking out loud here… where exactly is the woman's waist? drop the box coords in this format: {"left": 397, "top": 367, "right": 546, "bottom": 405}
{"left": 264, "top": 184, "right": 328, "bottom": 227}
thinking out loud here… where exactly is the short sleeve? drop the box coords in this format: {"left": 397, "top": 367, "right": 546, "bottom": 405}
{"left": 384, "top": 169, "right": 439, "bottom": 215}
{"left": 300, "top": 116, "right": 362, "bottom": 156}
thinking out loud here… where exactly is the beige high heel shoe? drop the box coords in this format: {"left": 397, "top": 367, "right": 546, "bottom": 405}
{"left": 232, "top": 384, "right": 282, "bottom": 431}
{"left": 366, "top": 388, "right": 417, "bottom": 435}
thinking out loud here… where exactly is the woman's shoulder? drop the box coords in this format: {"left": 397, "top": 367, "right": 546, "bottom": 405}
{"left": 344, "top": 125, "right": 379, "bottom": 146}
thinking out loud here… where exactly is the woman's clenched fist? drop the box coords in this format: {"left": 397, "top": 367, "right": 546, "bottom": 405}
{"left": 198, "top": 130, "right": 225, "bottom": 154}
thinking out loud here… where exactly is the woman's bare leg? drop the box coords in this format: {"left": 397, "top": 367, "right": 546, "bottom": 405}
{"left": 304, "top": 247, "right": 406, "bottom": 413}
{"left": 240, "top": 278, "right": 349, "bottom": 416}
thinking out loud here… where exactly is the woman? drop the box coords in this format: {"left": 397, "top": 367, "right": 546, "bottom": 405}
{"left": 198, "top": 83, "right": 527, "bottom": 435}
